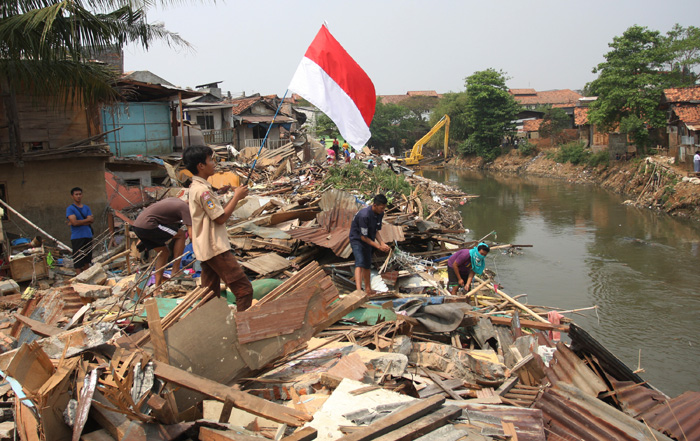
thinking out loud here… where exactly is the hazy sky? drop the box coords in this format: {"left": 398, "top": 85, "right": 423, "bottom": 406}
{"left": 124, "top": 0, "right": 700, "bottom": 96}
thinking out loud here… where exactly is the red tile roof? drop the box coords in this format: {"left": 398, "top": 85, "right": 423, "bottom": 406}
{"left": 407, "top": 90, "right": 439, "bottom": 97}
{"left": 511, "top": 89, "right": 582, "bottom": 106}
{"left": 225, "top": 97, "right": 263, "bottom": 115}
{"left": 672, "top": 105, "right": 700, "bottom": 126}
{"left": 510, "top": 88, "right": 537, "bottom": 96}
{"left": 523, "top": 119, "right": 542, "bottom": 132}
{"left": 574, "top": 107, "right": 589, "bottom": 126}
{"left": 378, "top": 94, "right": 410, "bottom": 105}
{"left": 378, "top": 91, "right": 441, "bottom": 105}
{"left": 664, "top": 85, "right": 700, "bottom": 103}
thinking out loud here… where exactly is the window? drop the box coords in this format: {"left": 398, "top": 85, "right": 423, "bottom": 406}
{"left": 252, "top": 124, "right": 267, "bottom": 139}
{"left": 196, "top": 115, "right": 215, "bottom": 130}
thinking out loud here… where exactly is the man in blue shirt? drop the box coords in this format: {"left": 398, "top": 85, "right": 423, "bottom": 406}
{"left": 349, "top": 194, "right": 390, "bottom": 294}
{"left": 66, "top": 187, "right": 94, "bottom": 274}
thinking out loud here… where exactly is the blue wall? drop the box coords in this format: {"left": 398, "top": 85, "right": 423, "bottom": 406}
{"left": 102, "top": 102, "right": 172, "bottom": 156}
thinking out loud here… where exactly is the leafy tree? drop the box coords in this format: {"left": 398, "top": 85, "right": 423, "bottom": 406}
{"left": 401, "top": 95, "right": 438, "bottom": 120}
{"left": 461, "top": 69, "right": 519, "bottom": 161}
{"left": 429, "top": 91, "right": 470, "bottom": 147}
{"left": 0, "top": 0, "right": 190, "bottom": 105}
{"left": 316, "top": 112, "right": 339, "bottom": 139}
{"left": 664, "top": 24, "right": 700, "bottom": 85}
{"left": 369, "top": 98, "right": 426, "bottom": 152}
{"left": 538, "top": 107, "right": 570, "bottom": 144}
{"left": 586, "top": 25, "right": 679, "bottom": 149}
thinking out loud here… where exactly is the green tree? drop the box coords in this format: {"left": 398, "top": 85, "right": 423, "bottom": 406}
{"left": 316, "top": 112, "right": 339, "bottom": 138}
{"left": 401, "top": 95, "right": 438, "bottom": 120}
{"left": 461, "top": 69, "right": 519, "bottom": 161}
{"left": 664, "top": 24, "right": 700, "bottom": 85}
{"left": 586, "top": 25, "right": 675, "bottom": 149}
{"left": 429, "top": 91, "right": 470, "bottom": 146}
{"left": 538, "top": 107, "right": 570, "bottom": 144}
{"left": 369, "top": 98, "right": 426, "bottom": 152}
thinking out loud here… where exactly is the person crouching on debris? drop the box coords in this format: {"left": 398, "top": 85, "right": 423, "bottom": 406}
{"left": 447, "top": 242, "right": 490, "bottom": 296}
{"left": 183, "top": 145, "right": 254, "bottom": 311}
{"left": 132, "top": 198, "right": 193, "bottom": 288}
{"left": 349, "top": 194, "right": 391, "bottom": 294}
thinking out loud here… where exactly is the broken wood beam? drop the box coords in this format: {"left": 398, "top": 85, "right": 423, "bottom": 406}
{"left": 152, "top": 361, "right": 311, "bottom": 427}
{"left": 372, "top": 405, "right": 462, "bottom": 441}
{"left": 281, "top": 427, "right": 318, "bottom": 441}
{"left": 13, "top": 313, "right": 62, "bottom": 336}
{"left": 473, "top": 276, "right": 549, "bottom": 324}
{"left": 484, "top": 314, "right": 569, "bottom": 332}
{"left": 337, "top": 396, "right": 445, "bottom": 441}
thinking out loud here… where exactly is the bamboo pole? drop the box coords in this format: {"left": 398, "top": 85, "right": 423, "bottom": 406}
{"left": 473, "top": 275, "right": 550, "bottom": 324}
{"left": 0, "top": 199, "right": 71, "bottom": 251}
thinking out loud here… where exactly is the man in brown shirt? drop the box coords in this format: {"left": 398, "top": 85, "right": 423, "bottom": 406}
{"left": 132, "top": 198, "right": 193, "bottom": 287}
{"left": 183, "top": 145, "right": 253, "bottom": 311}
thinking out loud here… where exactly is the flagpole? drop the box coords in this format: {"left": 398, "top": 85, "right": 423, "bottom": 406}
{"left": 244, "top": 89, "right": 289, "bottom": 185}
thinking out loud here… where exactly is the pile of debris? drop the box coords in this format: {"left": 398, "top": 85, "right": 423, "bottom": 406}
{"left": 0, "top": 146, "right": 696, "bottom": 440}
{"left": 0, "top": 256, "right": 695, "bottom": 441}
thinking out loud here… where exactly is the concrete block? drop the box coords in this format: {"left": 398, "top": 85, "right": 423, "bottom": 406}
{"left": 70, "top": 283, "right": 112, "bottom": 299}
{"left": 355, "top": 348, "right": 408, "bottom": 377}
{"left": 73, "top": 263, "right": 107, "bottom": 285}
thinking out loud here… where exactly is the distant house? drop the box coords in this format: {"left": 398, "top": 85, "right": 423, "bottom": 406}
{"left": 511, "top": 89, "right": 582, "bottom": 131}
{"left": 0, "top": 91, "right": 111, "bottom": 244}
{"left": 102, "top": 71, "right": 201, "bottom": 156}
{"left": 522, "top": 119, "right": 543, "bottom": 139}
{"left": 663, "top": 86, "right": 700, "bottom": 165}
{"left": 377, "top": 91, "right": 442, "bottom": 120}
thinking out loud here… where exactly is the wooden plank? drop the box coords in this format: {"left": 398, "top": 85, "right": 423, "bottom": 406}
{"left": 81, "top": 429, "right": 117, "bottom": 441}
{"left": 281, "top": 427, "right": 317, "bottom": 441}
{"left": 240, "top": 253, "right": 291, "bottom": 275}
{"left": 235, "top": 289, "right": 313, "bottom": 344}
{"left": 420, "top": 368, "right": 462, "bottom": 401}
{"left": 199, "top": 427, "right": 266, "bottom": 441}
{"left": 485, "top": 315, "right": 569, "bottom": 332}
{"left": 337, "top": 396, "right": 445, "bottom": 441}
{"left": 145, "top": 299, "right": 169, "bottom": 363}
{"left": 372, "top": 406, "right": 462, "bottom": 441}
{"left": 13, "top": 313, "right": 62, "bottom": 336}
{"left": 152, "top": 361, "right": 311, "bottom": 427}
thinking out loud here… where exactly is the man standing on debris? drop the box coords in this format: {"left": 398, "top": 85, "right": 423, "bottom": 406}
{"left": 183, "top": 145, "right": 254, "bottom": 311}
{"left": 694, "top": 149, "right": 700, "bottom": 173}
{"left": 349, "top": 194, "right": 391, "bottom": 294}
{"left": 132, "top": 198, "right": 193, "bottom": 288}
{"left": 66, "top": 187, "right": 94, "bottom": 274}
{"left": 447, "top": 243, "right": 490, "bottom": 295}
{"left": 332, "top": 138, "right": 340, "bottom": 162}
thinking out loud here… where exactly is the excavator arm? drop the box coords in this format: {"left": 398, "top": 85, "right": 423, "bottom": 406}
{"left": 403, "top": 115, "right": 450, "bottom": 166}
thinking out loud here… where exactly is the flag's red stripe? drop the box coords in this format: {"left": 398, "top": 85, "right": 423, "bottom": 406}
{"left": 303, "top": 25, "right": 375, "bottom": 127}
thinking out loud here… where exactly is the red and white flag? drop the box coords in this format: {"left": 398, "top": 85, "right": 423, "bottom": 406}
{"left": 289, "top": 25, "right": 375, "bottom": 151}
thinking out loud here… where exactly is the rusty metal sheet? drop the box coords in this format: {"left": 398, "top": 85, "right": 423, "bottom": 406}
{"left": 638, "top": 391, "right": 700, "bottom": 441}
{"left": 288, "top": 226, "right": 352, "bottom": 258}
{"left": 544, "top": 341, "right": 607, "bottom": 397}
{"left": 377, "top": 222, "right": 405, "bottom": 243}
{"left": 608, "top": 378, "right": 669, "bottom": 418}
{"left": 318, "top": 188, "right": 362, "bottom": 212}
{"left": 534, "top": 382, "right": 674, "bottom": 441}
{"left": 462, "top": 404, "right": 546, "bottom": 441}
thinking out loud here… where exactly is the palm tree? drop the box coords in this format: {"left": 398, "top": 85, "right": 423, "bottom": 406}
{"left": 0, "top": 0, "right": 190, "bottom": 104}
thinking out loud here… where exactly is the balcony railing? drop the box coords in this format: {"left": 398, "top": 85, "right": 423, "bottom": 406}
{"left": 244, "top": 139, "right": 288, "bottom": 150}
{"left": 202, "top": 129, "right": 234, "bottom": 145}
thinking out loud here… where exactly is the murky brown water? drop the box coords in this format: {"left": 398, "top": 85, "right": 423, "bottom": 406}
{"left": 422, "top": 168, "right": 700, "bottom": 397}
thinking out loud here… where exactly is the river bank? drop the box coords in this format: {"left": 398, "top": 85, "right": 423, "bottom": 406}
{"left": 448, "top": 148, "right": 700, "bottom": 222}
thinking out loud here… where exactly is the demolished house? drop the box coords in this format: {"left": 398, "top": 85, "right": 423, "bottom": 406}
{"left": 0, "top": 148, "right": 697, "bottom": 441}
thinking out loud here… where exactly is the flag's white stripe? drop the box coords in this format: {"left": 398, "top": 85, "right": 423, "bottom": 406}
{"left": 289, "top": 57, "right": 371, "bottom": 151}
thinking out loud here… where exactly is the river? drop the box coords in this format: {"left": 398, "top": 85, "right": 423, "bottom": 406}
{"left": 421, "top": 168, "right": 700, "bottom": 397}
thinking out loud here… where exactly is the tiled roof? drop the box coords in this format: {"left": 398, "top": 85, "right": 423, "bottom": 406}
{"left": 379, "top": 95, "right": 410, "bottom": 105}
{"left": 512, "top": 89, "right": 582, "bottom": 106}
{"left": 510, "top": 88, "right": 537, "bottom": 96}
{"left": 523, "top": 119, "right": 542, "bottom": 132}
{"left": 224, "top": 97, "right": 263, "bottom": 115}
{"left": 407, "top": 90, "right": 439, "bottom": 97}
{"left": 664, "top": 85, "right": 700, "bottom": 103}
{"left": 574, "top": 107, "right": 589, "bottom": 126}
{"left": 672, "top": 105, "right": 700, "bottom": 126}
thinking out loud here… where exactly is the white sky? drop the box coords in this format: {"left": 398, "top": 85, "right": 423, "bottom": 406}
{"left": 124, "top": 0, "right": 700, "bottom": 96}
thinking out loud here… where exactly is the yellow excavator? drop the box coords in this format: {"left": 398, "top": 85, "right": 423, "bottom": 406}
{"left": 402, "top": 115, "right": 450, "bottom": 166}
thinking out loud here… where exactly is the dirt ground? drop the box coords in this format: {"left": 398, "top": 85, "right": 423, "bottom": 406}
{"left": 449, "top": 148, "right": 700, "bottom": 222}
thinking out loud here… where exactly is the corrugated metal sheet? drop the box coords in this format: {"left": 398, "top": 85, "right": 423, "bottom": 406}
{"left": 609, "top": 378, "right": 668, "bottom": 418}
{"left": 638, "top": 391, "right": 700, "bottom": 441}
{"left": 534, "top": 382, "right": 674, "bottom": 441}
{"left": 318, "top": 188, "right": 362, "bottom": 212}
{"left": 462, "top": 404, "right": 546, "bottom": 441}
{"left": 287, "top": 226, "right": 352, "bottom": 258}
{"left": 377, "top": 222, "right": 405, "bottom": 243}
{"left": 544, "top": 342, "right": 607, "bottom": 397}
{"left": 569, "top": 323, "right": 647, "bottom": 386}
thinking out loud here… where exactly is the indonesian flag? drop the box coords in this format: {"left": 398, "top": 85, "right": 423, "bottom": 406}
{"left": 289, "top": 25, "right": 375, "bottom": 151}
